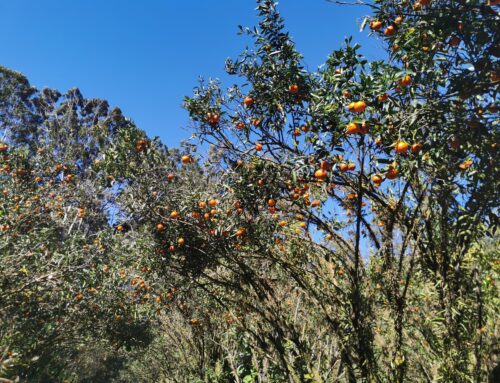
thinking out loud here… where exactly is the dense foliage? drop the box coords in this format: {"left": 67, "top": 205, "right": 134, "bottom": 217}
{"left": 1, "top": 1, "right": 498, "bottom": 382}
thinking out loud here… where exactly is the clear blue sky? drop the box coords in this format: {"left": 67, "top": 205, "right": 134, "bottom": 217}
{"left": 1, "top": 0, "right": 381, "bottom": 146}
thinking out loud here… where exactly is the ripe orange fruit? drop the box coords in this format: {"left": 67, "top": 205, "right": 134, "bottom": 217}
{"left": 206, "top": 112, "right": 220, "bottom": 125}
{"left": 177, "top": 237, "right": 185, "bottom": 245}
{"left": 167, "top": 173, "right": 175, "bottom": 181}
{"left": 384, "top": 25, "right": 396, "bottom": 37}
{"left": 386, "top": 167, "right": 398, "bottom": 180}
{"left": 314, "top": 168, "right": 328, "bottom": 180}
{"left": 411, "top": 143, "right": 422, "bottom": 154}
{"left": 278, "top": 220, "right": 287, "bottom": 227}
{"left": 339, "top": 163, "right": 349, "bottom": 172}
{"left": 346, "top": 122, "right": 360, "bottom": 135}
{"left": 170, "top": 211, "right": 179, "bottom": 219}
{"left": 289, "top": 84, "right": 299, "bottom": 93}
{"left": 255, "top": 143, "right": 263, "bottom": 151}
{"left": 117, "top": 224, "right": 124, "bottom": 232}
{"left": 236, "top": 227, "right": 246, "bottom": 237}
{"left": 353, "top": 101, "right": 367, "bottom": 113}
{"left": 267, "top": 198, "right": 276, "bottom": 207}
{"left": 458, "top": 159, "right": 473, "bottom": 170}
{"left": 0, "top": 143, "right": 8, "bottom": 152}
{"left": 347, "top": 162, "right": 356, "bottom": 171}
{"left": 199, "top": 201, "right": 207, "bottom": 208}
{"left": 394, "top": 16, "right": 403, "bottom": 24}
{"left": 301, "top": 125, "right": 309, "bottom": 133}
{"left": 169, "top": 245, "right": 176, "bottom": 252}
{"left": 75, "top": 293, "right": 83, "bottom": 302}
{"left": 251, "top": 118, "right": 261, "bottom": 126}
{"left": 370, "top": 20, "right": 383, "bottom": 31}
{"left": 181, "top": 155, "right": 192, "bottom": 164}
{"left": 395, "top": 141, "right": 409, "bottom": 154}
{"left": 320, "top": 160, "right": 332, "bottom": 171}
{"left": 347, "top": 102, "right": 356, "bottom": 112}
{"left": 257, "top": 179, "right": 265, "bottom": 187}
{"left": 235, "top": 121, "right": 245, "bottom": 130}
{"left": 157, "top": 223, "right": 165, "bottom": 231}
{"left": 398, "top": 75, "right": 412, "bottom": 87}
{"left": 377, "top": 93, "right": 389, "bottom": 102}
{"left": 371, "top": 174, "right": 383, "bottom": 185}
{"left": 208, "top": 199, "right": 218, "bottom": 207}
{"left": 243, "top": 96, "right": 254, "bottom": 107}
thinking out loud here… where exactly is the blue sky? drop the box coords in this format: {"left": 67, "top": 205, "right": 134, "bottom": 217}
{"left": 1, "top": 0, "right": 381, "bottom": 146}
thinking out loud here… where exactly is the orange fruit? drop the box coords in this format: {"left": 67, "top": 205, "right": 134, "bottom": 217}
{"left": 235, "top": 121, "right": 245, "bottom": 130}
{"left": 411, "top": 143, "right": 422, "bottom": 154}
{"left": 394, "top": 16, "right": 403, "bottom": 24}
{"left": 320, "top": 160, "right": 332, "bottom": 171}
{"left": 156, "top": 223, "right": 165, "bottom": 231}
{"left": 167, "top": 173, "right": 175, "bottom": 181}
{"left": 370, "top": 20, "right": 383, "bottom": 31}
{"left": 314, "top": 168, "right": 328, "bottom": 180}
{"left": 353, "top": 101, "right": 367, "bottom": 113}
{"left": 384, "top": 26, "right": 396, "bottom": 36}
{"left": 339, "top": 163, "right": 349, "bottom": 172}
{"left": 347, "top": 162, "right": 356, "bottom": 171}
{"left": 371, "top": 174, "right": 383, "bottom": 185}
{"left": 398, "top": 75, "right": 412, "bottom": 87}
{"left": 177, "top": 237, "right": 185, "bottom": 245}
{"left": 289, "top": 84, "right": 299, "bottom": 93}
{"left": 347, "top": 102, "right": 356, "bottom": 112}
{"left": 236, "top": 227, "right": 246, "bottom": 237}
{"left": 206, "top": 112, "right": 220, "bottom": 125}
{"left": 243, "top": 96, "right": 254, "bottom": 107}
{"left": 198, "top": 201, "right": 207, "bottom": 208}
{"left": 255, "top": 143, "right": 263, "bottom": 151}
{"left": 377, "top": 93, "right": 389, "bottom": 102}
{"left": 181, "top": 155, "right": 192, "bottom": 164}
{"left": 386, "top": 167, "right": 398, "bottom": 179}
{"left": 343, "top": 90, "right": 352, "bottom": 98}
{"left": 346, "top": 122, "right": 360, "bottom": 135}
{"left": 208, "top": 199, "right": 218, "bottom": 207}
{"left": 395, "top": 141, "right": 409, "bottom": 154}
{"left": 278, "top": 220, "right": 287, "bottom": 227}
{"left": 170, "top": 211, "right": 179, "bottom": 219}
{"left": 267, "top": 198, "right": 276, "bottom": 207}
{"left": 458, "top": 159, "right": 473, "bottom": 170}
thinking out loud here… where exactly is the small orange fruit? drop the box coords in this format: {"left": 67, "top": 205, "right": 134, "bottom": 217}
{"left": 386, "top": 167, "right": 398, "bottom": 180}
{"left": 384, "top": 25, "right": 396, "bottom": 37}
{"left": 346, "top": 122, "right": 360, "bottom": 135}
{"left": 255, "top": 143, "right": 263, "bottom": 151}
{"left": 398, "top": 75, "right": 412, "bottom": 87}
{"left": 243, "top": 96, "right": 254, "bottom": 107}
{"left": 353, "top": 101, "right": 367, "bottom": 113}
{"left": 289, "top": 84, "right": 299, "bottom": 93}
{"left": 372, "top": 174, "right": 383, "bottom": 185}
{"left": 181, "top": 155, "right": 192, "bottom": 164}
{"left": 370, "top": 20, "right": 383, "bottom": 31}
{"left": 314, "top": 168, "right": 328, "bottom": 180}
{"left": 411, "top": 143, "right": 422, "bottom": 154}
{"left": 395, "top": 141, "right": 409, "bottom": 154}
